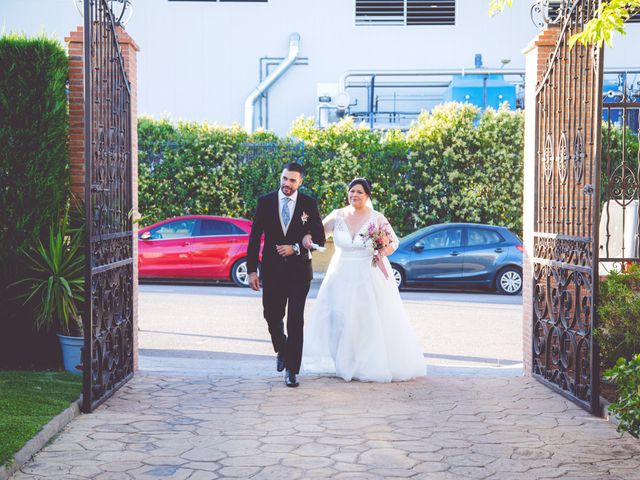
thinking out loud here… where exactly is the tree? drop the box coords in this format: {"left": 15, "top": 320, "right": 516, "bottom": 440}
{"left": 489, "top": 0, "right": 640, "bottom": 47}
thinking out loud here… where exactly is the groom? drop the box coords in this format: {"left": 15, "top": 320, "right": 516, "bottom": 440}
{"left": 247, "top": 163, "right": 325, "bottom": 387}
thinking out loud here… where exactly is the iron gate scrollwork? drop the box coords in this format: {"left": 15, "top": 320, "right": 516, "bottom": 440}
{"left": 532, "top": 0, "right": 603, "bottom": 413}
{"left": 83, "top": 0, "right": 134, "bottom": 413}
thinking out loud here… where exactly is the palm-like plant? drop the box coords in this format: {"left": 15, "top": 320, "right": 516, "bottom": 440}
{"left": 13, "top": 211, "right": 85, "bottom": 336}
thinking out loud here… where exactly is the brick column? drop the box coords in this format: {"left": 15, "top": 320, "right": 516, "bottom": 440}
{"left": 66, "top": 28, "right": 85, "bottom": 197}
{"left": 65, "top": 26, "right": 141, "bottom": 371}
{"left": 521, "top": 27, "right": 560, "bottom": 376}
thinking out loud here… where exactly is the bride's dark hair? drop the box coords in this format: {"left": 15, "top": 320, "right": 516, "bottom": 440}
{"left": 348, "top": 177, "right": 372, "bottom": 197}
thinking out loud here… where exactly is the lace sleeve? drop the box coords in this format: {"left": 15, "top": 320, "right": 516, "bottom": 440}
{"left": 377, "top": 213, "right": 399, "bottom": 254}
{"left": 323, "top": 209, "right": 338, "bottom": 238}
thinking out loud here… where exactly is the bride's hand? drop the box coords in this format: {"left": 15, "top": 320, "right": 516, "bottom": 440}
{"left": 379, "top": 244, "right": 393, "bottom": 257}
{"left": 302, "top": 234, "right": 313, "bottom": 249}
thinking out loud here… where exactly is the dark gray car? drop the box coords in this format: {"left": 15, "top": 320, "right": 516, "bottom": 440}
{"left": 388, "top": 223, "right": 523, "bottom": 294}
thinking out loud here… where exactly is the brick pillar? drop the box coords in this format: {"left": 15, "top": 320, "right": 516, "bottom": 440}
{"left": 66, "top": 28, "right": 85, "bottom": 197}
{"left": 65, "top": 26, "right": 141, "bottom": 371}
{"left": 521, "top": 27, "right": 560, "bottom": 376}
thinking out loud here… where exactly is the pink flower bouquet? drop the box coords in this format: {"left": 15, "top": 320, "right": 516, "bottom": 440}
{"left": 360, "top": 222, "right": 394, "bottom": 279}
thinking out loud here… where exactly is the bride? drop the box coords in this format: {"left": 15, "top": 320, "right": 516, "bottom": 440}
{"left": 302, "top": 178, "right": 425, "bottom": 382}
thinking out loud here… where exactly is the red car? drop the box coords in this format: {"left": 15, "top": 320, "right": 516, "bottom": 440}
{"left": 138, "top": 215, "right": 261, "bottom": 287}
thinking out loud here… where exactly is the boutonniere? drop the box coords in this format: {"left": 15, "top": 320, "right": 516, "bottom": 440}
{"left": 301, "top": 212, "right": 309, "bottom": 224}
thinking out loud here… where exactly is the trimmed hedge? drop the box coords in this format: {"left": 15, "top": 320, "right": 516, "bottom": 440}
{"left": 288, "top": 117, "right": 414, "bottom": 234}
{"left": 406, "top": 103, "right": 524, "bottom": 235}
{"left": 138, "top": 119, "right": 304, "bottom": 224}
{"left": 139, "top": 103, "right": 525, "bottom": 237}
{"left": 0, "top": 35, "right": 69, "bottom": 368}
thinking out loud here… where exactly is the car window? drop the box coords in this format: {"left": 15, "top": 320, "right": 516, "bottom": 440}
{"left": 147, "top": 219, "right": 196, "bottom": 240}
{"left": 467, "top": 228, "right": 504, "bottom": 247}
{"left": 401, "top": 225, "right": 437, "bottom": 244}
{"left": 197, "top": 219, "right": 244, "bottom": 236}
{"left": 422, "top": 228, "right": 462, "bottom": 249}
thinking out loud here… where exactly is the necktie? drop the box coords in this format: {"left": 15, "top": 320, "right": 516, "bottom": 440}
{"left": 282, "top": 197, "right": 291, "bottom": 227}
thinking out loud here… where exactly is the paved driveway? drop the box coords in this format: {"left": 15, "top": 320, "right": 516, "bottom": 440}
{"left": 11, "top": 284, "right": 640, "bottom": 480}
{"left": 11, "top": 374, "right": 640, "bottom": 479}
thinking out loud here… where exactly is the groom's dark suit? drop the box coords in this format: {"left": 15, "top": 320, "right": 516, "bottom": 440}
{"left": 247, "top": 190, "right": 325, "bottom": 374}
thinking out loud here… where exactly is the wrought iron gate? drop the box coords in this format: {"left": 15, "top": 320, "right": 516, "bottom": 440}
{"left": 600, "top": 73, "right": 640, "bottom": 272}
{"left": 532, "top": 0, "right": 604, "bottom": 413}
{"left": 82, "top": 0, "right": 134, "bottom": 413}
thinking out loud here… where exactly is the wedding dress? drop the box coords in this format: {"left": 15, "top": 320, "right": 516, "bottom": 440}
{"left": 302, "top": 208, "right": 426, "bottom": 382}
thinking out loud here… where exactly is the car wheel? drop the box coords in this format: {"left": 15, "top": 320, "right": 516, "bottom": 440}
{"left": 391, "top": 265, "right": 405, "bottom": 289}
{"left": 231, "top": 258, "right": 251, "bottom": 288}
{"left": 496, "top": 267, "right": 522, "bottom": 295}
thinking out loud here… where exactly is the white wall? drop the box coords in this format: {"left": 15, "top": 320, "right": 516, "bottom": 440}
{"left": 2, "top": 0, "right": 639, "bottom": 135}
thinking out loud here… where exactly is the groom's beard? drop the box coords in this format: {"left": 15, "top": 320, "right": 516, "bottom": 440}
{"left": 281, "top": 186, "right": 295, "bottom": 196}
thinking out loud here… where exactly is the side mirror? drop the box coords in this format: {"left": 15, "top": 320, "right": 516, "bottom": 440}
{"left": 412, "top": 241, "right": 425, "bottom": 252}
{"left": 140, "top": 231, "right": 151, "bottom": 240}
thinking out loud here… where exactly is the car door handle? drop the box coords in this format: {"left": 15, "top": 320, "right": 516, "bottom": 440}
{"left": 449, "top": 251, "right": 460, "bottom": 256}
{"left": 494, "top": 248, "right": 504, "bottom": 253}
{"left": 181, "top": 242, "right": 191, "bottom": 247}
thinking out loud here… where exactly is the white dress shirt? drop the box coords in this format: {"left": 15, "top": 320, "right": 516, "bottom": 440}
{"left": 278, "top": 189, "right": 298, "bottom": 235}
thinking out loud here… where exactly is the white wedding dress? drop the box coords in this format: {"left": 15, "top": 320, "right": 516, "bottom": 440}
{"left": 302, "top": 208, "right": 426, "bottom": 382}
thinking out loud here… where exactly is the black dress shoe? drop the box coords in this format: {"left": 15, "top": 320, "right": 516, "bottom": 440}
{"left": 276, "top": 352, "right": 286, "bottom": 372}
{"left": 285, "top": 370, "right": 299, "bottom": 388}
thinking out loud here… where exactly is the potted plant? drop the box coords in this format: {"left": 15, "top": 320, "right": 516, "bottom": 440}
{"left": 12, "top": 209, "right": 85, "bottom": 374}
{"left": 596, "top": 262, "right": 640, "bottom": 401}
{"left": 604, "top": 354, "right": 640, "bottom": 438}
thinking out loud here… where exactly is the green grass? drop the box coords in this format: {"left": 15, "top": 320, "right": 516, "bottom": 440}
{"left": 0, "top": 371, "right": 81, "bottom": 466}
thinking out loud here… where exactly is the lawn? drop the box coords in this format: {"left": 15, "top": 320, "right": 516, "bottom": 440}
{"left": 0, "top": 371, "right": 81, "bottom": 466}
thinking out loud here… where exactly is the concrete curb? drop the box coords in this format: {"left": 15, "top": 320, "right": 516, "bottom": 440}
{"left": 0, "top": 397, "right": 82, "bottom": 480}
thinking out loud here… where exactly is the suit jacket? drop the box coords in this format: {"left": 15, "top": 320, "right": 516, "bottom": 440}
{"left": 247, "top": 190, "right": 325, "bottom": 283}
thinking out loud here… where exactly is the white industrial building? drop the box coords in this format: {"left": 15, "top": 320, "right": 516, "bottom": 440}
{"left": 2, "top": 0, "right": 640, "bottom": 135}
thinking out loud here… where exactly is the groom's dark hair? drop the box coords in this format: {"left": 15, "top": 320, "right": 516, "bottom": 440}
{"left": 283, "top": 162, "right": 304, "bottom": 176}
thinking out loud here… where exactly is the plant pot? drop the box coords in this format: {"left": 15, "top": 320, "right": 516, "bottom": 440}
{"left": 600, "top": 378, "right": 619, "bottom": 403}
{"left": 57, "top": 333, "right": 84, "bottom": 375}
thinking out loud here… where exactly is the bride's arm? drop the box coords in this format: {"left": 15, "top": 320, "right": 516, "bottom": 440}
{"left": 322, "top": 209, "right": 337, "bottom": 238}
{"left": 377, "top": 213, "right": 399, "bottom": 257}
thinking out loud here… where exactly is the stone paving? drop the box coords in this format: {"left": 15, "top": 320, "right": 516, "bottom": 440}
{"left": 11, "top": 374, "right": 640, "bottom": 479}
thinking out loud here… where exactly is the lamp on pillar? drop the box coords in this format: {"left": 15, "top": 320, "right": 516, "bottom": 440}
{"left": 73, "top": 0, "right": 134, "bottom": 26}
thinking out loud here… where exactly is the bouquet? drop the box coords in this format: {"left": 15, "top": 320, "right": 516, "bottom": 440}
{"left": 360, "top": 222, "right": 394, "bottom": 279}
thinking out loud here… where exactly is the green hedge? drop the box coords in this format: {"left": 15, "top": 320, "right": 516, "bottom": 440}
{"left": 139, "top": 103, "right": 525, "bottom": 237}
{"left": 138, "top": 118, "right": 304, "bottom": 223}
{"left": 406, "top": 103, "right": 524, "bottom": 234}
{"left": 288, "top": 117, "right": 414, "bottom": 233}
{"left": 0, "top": 35, "right": 69, "bottom": 368}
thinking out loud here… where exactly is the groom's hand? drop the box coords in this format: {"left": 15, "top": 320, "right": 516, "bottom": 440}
{"left": 248, "top": 272, "right": 261, "bottom": 291}
{"left": 276, "top": 244, "right": 295, "bottom": 257}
